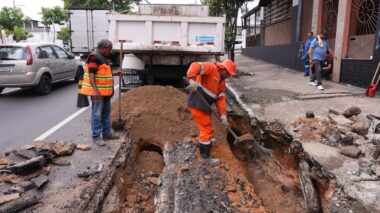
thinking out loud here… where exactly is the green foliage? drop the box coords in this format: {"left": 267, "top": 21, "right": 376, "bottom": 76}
{"left": 41, "top": 6, "right": 69, "bottom": 26}
{"left": 13, "top": 25, "right": 30, "bottom": 41}
{"left": 63, "top": 0, "right": 142, "bottom": 14}
{"left": 41, "top": 6, "right": 68, "bottom": 42}
{"left": 57, "top": 27, "right": 70, "bottom": 41}
{"left": 0, "top": 7, "right": 25, "bottom": 34}
{"left": 202, "top": 0, "right": 249, "bottom": 60}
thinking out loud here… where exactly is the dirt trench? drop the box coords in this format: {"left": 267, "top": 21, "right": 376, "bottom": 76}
{"left": 103, "top": 85, "right": 310, "bottom": 213}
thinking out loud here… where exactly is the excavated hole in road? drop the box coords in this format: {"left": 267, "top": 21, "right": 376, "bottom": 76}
{"left": 227, "top": 114, "right": 308, "bottom": 212}
{"left": 114, "top": 140, "right": 164, "bottom": 213}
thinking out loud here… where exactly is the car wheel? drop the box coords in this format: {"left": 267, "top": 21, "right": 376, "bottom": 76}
{"left": 35, "top": 74, "right": 52, "bottom": 95}
{"left": 0, "top": 87, "right": 4, "bottom": 94}
{"left": 74, "top": 67, "right": 84, "bottom": 83}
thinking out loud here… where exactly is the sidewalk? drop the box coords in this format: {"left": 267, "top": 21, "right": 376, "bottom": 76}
{"left": 227, "top": 54, "right": 380, "bottom": 212}
{"left": 228, "top": 54, "right": 380, "bottom": 125}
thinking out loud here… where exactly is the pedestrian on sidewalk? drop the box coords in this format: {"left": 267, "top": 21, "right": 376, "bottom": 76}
{"left": 301, "top": 32, "right": 315, "bottom": 76}
{"left": 80, "top": 39, "right": 121, "bottom": 146}
{"left": 186, "top": 59, "right": 236, "bottom": 164}
{"left": 308, "top": 29, "right": 334, "bottom": 90}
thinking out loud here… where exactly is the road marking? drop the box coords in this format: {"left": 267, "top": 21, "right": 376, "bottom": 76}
{"left": 34, "top": 85, "right": 120, "bottom": 141}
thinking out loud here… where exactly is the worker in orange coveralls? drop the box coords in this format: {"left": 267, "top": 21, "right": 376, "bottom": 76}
{"left": 186, "top": 59, "right": 236, "bottom": 164}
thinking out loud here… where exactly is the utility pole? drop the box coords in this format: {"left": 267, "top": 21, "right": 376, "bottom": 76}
{"left": 13, "top": 0, "right": 16, "bottom": 8}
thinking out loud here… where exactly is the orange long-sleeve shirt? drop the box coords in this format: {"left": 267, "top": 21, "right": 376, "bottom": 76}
{"left": 187, "top": 62, "right": 227, "bottom": 116}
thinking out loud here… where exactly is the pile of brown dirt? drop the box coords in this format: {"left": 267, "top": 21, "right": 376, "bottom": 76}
{"left": 111, "top": 86, "right": 266, "bottom": 212}
{"left": 111, "top": 86, "right": 198, "bottom": 147}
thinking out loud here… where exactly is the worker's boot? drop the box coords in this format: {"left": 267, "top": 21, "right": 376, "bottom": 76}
{"left": 199, "top": 143, "right": 220, "bottom": 165}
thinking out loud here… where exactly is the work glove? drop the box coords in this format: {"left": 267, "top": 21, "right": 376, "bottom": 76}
{"left": 186, "top": 79, "right": 198, "bottom": 93}
{"left": 220, "top": 115, "right": 228, "bottom": 127}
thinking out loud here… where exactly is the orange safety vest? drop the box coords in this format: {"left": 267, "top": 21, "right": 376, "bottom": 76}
{"left": 80, "top": 52, "right": 113, "bottom": 96}
{"left": 187, "top": 62, "right": 227, "bottom": 115}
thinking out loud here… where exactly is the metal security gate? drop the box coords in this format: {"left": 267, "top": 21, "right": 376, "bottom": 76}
{"left": 321, "top": 0, "right": 339, "bottom": 39}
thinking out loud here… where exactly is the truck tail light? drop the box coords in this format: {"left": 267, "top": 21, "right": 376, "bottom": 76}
{"left": 171, "top": 41, "right": 180, "bottom": 46}
{"left": 26, "top": 46, "right": 33, "bottom": 65}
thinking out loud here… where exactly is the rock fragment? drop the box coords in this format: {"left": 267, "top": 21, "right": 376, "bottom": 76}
{"left": 328, "top": 114, "right": 354, "bottom": 126}
{"left": 76, "top": 144, "right": 91, "bottom": 151}
{"left": 342, "top": 106, "right": 361, "bottom": 118}
{"left": 33, "top": 174, "right": 48, "bottom": 189}
{"left": 323, "top": 125, "right": 341, "bottom": 143}
{"left": 52, "top": 142, "right": 76, "bottom": 156}
{"left": 340, "top": 146, "right": 362, "bottom": 158}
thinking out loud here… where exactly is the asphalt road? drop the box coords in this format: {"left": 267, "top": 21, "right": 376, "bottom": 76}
{"left": 0, "top": 78, "right": 120, "bottom": 151}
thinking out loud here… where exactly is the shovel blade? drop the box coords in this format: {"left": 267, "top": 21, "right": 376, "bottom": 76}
{"left": 366, "top": 84, "right": 378, "bottom": 97}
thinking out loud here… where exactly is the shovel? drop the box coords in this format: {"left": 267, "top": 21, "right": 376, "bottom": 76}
{"left": 366, "top": 62, "right": 380, "bottom": 97}
{"left": 183, "top": 77, "right": 272, "bottom": 156}
{"left": 112, "top": 40, "right": 127, "bottom": 131}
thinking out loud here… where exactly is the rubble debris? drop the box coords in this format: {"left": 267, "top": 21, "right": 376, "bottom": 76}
{"left": 342, "top": 106, "right": 361, "bottom": 118}
{"left": 328, "top": 109, "right": 340, "bottom": 115}
{"left": 306, "top": 111, "right": 315, "bottom": 118}
{"left": 13, "top": 149, "right": 37, "bottom": 160}
{"left": 52, "top": 158, "right": 70, "bottom": 166}
{"left": 328, "top": 114, "right": 353, "bottom": 126}
{"left": 52, "top": 142, "right": 76, "bottom": 156}
{"left": 33, "top": 174, "right": 48, "bottom": 189}
{"left": 322, "top": 125, "right": 341, "bottom": 143}
{"left": 16, "top": 181, "right": 35, "bottom": 193}
{"left": 299, "top": 160, "right": 321, "bottom": 213}
{"left": 76, "top": 144, "right": 91, "bottom": 151}
{"left": 340, "top": 135, "right": 354, "bottom": 146}
{"left": 0, "top": 193, "right": 19, "bottom": 205}
{"left": 77, "top": 162, "right": 103, "bottom": 178}
{"left": 0, "top": 192, "right": 38, "bottom": 213}
{"left": 350, "top": 115, "right": 369, "bottom": 136}
{"left": 9, "top": 156, "right": 45, "bottom": 175}
{"left": 339, "top": 146, "right": 362, "bottom": 158}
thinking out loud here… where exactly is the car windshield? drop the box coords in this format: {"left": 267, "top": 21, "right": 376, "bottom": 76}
{"left": 0, "top": 46, "right": 26, "bottom": 60}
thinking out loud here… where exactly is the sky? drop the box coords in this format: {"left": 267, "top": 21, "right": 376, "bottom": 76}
{"left": 0, "top": 0, "right": 202, "bottom": 21}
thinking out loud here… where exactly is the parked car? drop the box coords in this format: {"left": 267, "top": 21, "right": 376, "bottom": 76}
{"left": 0, "top": 43, "right": 84, "bottom": 95}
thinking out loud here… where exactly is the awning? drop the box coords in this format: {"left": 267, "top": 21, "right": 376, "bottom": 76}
{"left": 258, "top": 0, "right": 273, "bottom": 7}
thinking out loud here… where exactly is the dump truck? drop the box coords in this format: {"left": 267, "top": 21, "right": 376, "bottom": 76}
{"left": 69, "top": 4, "right": 225, "bottom": 88}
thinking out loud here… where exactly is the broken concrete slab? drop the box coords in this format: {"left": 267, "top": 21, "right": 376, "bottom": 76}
{"left": 0, "top": 192, "right": 38, "bottom": 213}
{"left": 328, "top": 114, "right": 354, "bottom": 126}
{"left": 0, "top": 193, "right": 20, "bottom": 205}
{"left": 9, "top": 156, "right": 45, "bottom": 175}
{"left": 76, "top": 144, "right": 91, "bottom": 151}
{"left": 340, "top": 147, "right": 362, "bottom": 158}
{"left": 52, "top": 158, "right": 70, "bottom": 166}
{"left": 13, "top": 149, "right": 38, "bottom": 160}
{"left": 33, "top": 174, "right": 48, "bottom": 189}
{"left": 52, "top": 142, "right": 76, "bottom": 156}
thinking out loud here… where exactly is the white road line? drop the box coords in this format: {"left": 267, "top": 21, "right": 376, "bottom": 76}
{"left": 34, "top": 85, "right": 119, "bottom": 141}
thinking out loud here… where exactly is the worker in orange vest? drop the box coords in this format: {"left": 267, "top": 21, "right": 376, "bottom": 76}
{"left": 186, "top": 59, "right": 236, "bottom": 164}
{"left": 81, "top": 39, "right": 120, "bottom": 146}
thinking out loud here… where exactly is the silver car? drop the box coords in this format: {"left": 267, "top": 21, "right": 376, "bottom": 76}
{"left": 0, "top": 43, "right": 84, "bottom": 95}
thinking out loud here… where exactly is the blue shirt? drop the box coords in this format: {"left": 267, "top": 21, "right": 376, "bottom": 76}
{"left": 310, "top": 38, "right": 329, "bottom": 61}
{"left": 305, "top": 36, "right": 315, "bottom": 53}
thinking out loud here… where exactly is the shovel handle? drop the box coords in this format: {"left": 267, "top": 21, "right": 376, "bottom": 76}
{"left": 370, "top": 62, "right": 380, "bottom": 84}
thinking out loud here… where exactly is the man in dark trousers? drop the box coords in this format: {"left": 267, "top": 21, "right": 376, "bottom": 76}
{"left": 81, "top": 39, "right": 120, "bottom": 146}
{"left": 309, "top": 29, "right": 334, "bottom": 90}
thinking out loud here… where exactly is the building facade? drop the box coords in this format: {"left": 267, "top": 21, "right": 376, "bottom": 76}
{"left": 242, "top": 0, "right": 380, "bottom": 88}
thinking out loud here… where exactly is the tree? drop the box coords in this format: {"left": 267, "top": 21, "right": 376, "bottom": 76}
{"left": 13, "top": 25, "right": 32, "bottom": 42}
{"left": 57, "top": 27, "right": 70, "bottom": 41}
{"left": 63, "top": 0, "right": 142, "bottom": 14}
{"left": 41, "top": 6, "right": 69, "bottom": 43}
{"left": 202, "top": 0, "right": 249, "bottom": 61}
{"left": 0, "top": 7, "right": 24, "bottom": 35}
